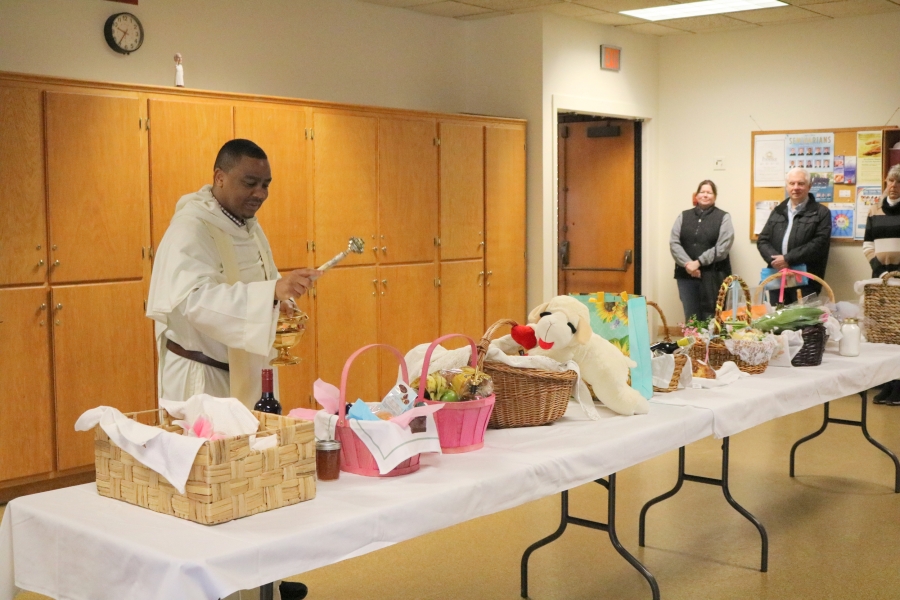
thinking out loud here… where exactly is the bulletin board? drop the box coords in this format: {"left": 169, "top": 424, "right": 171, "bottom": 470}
{"left": 750, "top": 126, "right": 900, "bottom": 242}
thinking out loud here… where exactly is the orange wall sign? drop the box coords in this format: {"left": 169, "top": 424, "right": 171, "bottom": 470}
{"left": 600, "top": 45, "right": 621, "bottom": 72}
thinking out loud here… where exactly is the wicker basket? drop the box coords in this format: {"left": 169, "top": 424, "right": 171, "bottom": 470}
{"left": 477, "top": 319, "right": 576, "bottom": 429}
{"left": 647, "top": 300, "right": 688, "bottom": 393}
{"left": 864, "top": 271, "right": 900, "bottom": 345}
{"left": 688, "top": 275, "right": 770, "bottom": 375}
{"left": 94, "top": 409, "right": 316, "bottom": 526}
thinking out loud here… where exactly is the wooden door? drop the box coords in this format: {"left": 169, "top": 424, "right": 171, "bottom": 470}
{"left": 485, "top": 126, "right": 527, "bottom": 325}
{"left": 313, "top": 111, "right": 377, "bottom": 268}
{"left": 440, "top": 122, "right": 484, "bottom": 261}
{"left": 148, "top": 99, "right": 233, "bottom": 248}
{"left": 235, "top": 105, "right": 309, "bottom": 270}
{"left": 52, "top": 281, "right": 155, "bottom": 470}
{"left": 558, "top": 120, "right": 635, "bottom": 295}
{"left": 439, "top": 260, "right": 485, "bottom": 349}
{"left": 275, "top": 285, "right": 317, "bottom": 412}
{"left": 0, "top": 87, "right": 46, "bottom": 286}
{"left": 379, "top": 117, "right": 438, "bottom": 265}
{"left": 315, "top": 266, "right": 378, "bottom": 404}
{"left": 0, "top": 287, "right": 54, "bottom": 481}
{"left": 377, "top": 263, "right": 438, "bottom": 394}
{"left": 46, "top": 92, "right": 145, "bottom": 283}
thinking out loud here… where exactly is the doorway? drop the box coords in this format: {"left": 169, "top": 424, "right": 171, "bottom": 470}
{"left": 557, "top": 114, "right": 641, "bottom": 296}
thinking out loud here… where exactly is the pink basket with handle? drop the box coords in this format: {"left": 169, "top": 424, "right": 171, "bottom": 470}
{"left": 336, "top": 344, "right": 420, "bottom": 477}
{"left": 418, "top": 334, "right": 496, "bottom": 454}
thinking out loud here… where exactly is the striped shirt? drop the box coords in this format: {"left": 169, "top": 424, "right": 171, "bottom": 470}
{"left": 863, "top": 196, "right": 900, "bottom": 269}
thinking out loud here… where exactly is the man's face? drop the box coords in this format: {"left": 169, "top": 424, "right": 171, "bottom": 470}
{"left": 786, "top": 172, "right": 811, "bottom": 203}
{"left": 213, "top": 156, "right": 271, "bottom": 219}
{"left": 887, "top": 177, "right": 900, "bottom": 201}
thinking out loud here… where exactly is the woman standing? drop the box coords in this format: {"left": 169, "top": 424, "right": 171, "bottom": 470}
{"left": 863, "top": 164, "right": 900, "bottom": 404}
{"left": 670, "top": 180, "right": 735, "bottom": 321}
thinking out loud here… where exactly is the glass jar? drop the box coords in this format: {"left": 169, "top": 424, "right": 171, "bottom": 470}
{"left": 839, "top": 318, "right": 860, "bottom": 357}
{"left": 315, "top": 440, "right": 341, "bottom": 481}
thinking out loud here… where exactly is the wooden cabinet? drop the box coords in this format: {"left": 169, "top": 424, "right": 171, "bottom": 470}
{"left": 0, "top": 86, "right": 46, "bottom": 286}
{"left": 0, "top": 287, "right": 54, "bottom": 481}
{"left": 148, "top": 99, "right": 233, "bottom": 248}
{"left": 440, "top": 260, "right": 485, "bottom": 347}
{"left": 275, "top": 284, "right": 317, "bottom": 412}
{"left": 52, "top": 281, "right": 155, "bottom": 471}
{"left": 235, "top": 105, "right": 310, "bottom": 271}
{"left": 439, "top": 122, "right": 485, "bottom": 261}
{"left": 485, "top": 125, "right": 527, "bottom": 325}
{"left": 45, "top": 92, "right": 146, "bottom": 283}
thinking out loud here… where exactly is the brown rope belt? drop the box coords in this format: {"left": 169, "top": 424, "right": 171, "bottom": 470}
{"left": 166, "top": 339, "right": 230, "bottom": 372}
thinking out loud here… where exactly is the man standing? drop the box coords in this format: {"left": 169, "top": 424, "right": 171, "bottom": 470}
{"left": 147, "top": 139, "right": 319, "bottom": 408}
{"left": 757, "top": 168, "right": 832, "bottom": 302}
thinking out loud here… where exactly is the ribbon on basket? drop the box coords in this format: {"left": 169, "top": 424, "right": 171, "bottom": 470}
{"left": 777, "top": 268, "right": 809, "bottom": 305}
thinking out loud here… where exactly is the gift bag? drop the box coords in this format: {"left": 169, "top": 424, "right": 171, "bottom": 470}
{"left": 570, "top": 292, "right": 653, "bottom": 399}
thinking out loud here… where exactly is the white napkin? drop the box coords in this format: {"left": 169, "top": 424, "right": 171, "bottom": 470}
{"left": 691, "top": 361, "right": 749, "bottom": 389}
{"left": 652, "top": 353, "right": 693, "bottom": 391}
{"left": 75, "top": 406, "right": 206, "bottom": 494}
{"left": 768, "top": 330, "right": 805, "bottom": 368}
{"left": 159, "top": 395, "right": 259, "bottom": 437}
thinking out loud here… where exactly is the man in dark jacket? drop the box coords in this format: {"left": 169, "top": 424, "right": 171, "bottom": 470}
{"left": 757, "top": 168, "right": 832, "bottom": 302}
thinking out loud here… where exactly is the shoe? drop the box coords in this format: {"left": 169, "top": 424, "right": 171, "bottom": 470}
{"left": 874, "top": 383, "right": 894, "bottom": 404}
{"left": 279, "top": 581, "right": 309, "bottom": 600}
{"left": 885, "top": 381, "right": 900, "bottom": 406}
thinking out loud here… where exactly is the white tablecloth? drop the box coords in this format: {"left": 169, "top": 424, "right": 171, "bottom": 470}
{"left": 650, "top": 342, "right": 900, "bottom": 438}
{"left": 0, "top": 402, "right": 713, "bottom": 600}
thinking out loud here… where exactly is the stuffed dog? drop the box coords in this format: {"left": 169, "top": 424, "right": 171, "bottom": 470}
{"left": 511, "top": 295, "right": 650, "bottom": 416}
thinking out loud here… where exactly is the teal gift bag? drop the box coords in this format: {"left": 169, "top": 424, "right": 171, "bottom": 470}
{"left": 570, "top": 292, "right": 653, "bottom": 400}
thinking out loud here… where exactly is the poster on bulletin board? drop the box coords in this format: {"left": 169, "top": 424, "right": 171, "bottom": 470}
{"left": 855, "top": 185, "right": 882, "bottom": 240}
{"left": 829, "top": 203, "right": 855, "bottom": 239}
{"left": 785, "top": 132, "right": 834, "bottom": 202}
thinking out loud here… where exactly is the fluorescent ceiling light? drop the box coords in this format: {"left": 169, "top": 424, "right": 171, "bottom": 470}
{"left": 620, "top": 0, "right": 786, "bottom": 21}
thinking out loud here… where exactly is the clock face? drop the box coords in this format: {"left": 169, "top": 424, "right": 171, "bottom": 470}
{"left": 104, "top": 12, "right": 144, "bottom": 55}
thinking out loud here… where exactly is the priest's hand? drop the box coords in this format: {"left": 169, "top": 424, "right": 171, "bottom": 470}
{"left": 275, "top": 268, "right": 322, "bottom": 301}
{"left": 771, "top": 255, "right": 788, "bottom": 270}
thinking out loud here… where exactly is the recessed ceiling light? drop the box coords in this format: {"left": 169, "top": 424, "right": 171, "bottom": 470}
{"left": 620, "top": 0, "right": 787, "bottom": 21}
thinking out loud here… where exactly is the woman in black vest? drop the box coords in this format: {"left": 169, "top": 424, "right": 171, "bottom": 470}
{"left": 669, "top": 180, "right": 735, "bottom": 320}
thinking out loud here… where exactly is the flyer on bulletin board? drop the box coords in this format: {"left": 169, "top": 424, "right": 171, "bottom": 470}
{"left": 833, "top": 155, "right": 857, "bottom": 185}
{"left": 829, "top": 203, "right": 855, "bottom": 239}
{"left": 855, "top": 185, "right": 882, "bottom": 240}
{"left": 857, "top": 131, "right": 883, "bottom": 184}
{"left": 754, "top": 134, "right": 786, "bottom": 187}
{"left": 786, "top": 132, "right": 834, "bottom": 202}
{"left": 754, "top": 201, "right": 780, "bottom": 235}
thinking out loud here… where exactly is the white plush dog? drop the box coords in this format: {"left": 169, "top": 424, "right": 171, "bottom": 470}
{"left": 511, "top": 295, "right": 650, "bottom": 416}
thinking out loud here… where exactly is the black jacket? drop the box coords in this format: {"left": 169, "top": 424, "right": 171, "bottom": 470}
{"left": 756, "top": 194, "right": 831, "bottom": 282}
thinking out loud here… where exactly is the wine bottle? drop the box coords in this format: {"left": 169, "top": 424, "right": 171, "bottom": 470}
{"left": 254, "top": 368, "right": 282, "bottom": 415}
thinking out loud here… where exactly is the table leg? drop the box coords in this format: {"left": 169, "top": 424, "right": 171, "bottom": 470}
{"left": 260, "top": 582, "right": 274, "bottom": 600}
{"left": 638, "top": 440, "right": 768, "bottom": 572}
{"left": 790, "top": 392, "right": 900, "bottom": 493}
{"left": 520, "top": 473, "right": 659, "bottom": 600}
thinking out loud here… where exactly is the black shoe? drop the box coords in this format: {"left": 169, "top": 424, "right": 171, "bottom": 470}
{"left": 874, "top": 383, "right": 894, "bottom": 403}
{"left": 279, "top": 581, "right": 309, "bottom": 600}
{"left": 885, "top": 381, "right": 900, "bottom": 406}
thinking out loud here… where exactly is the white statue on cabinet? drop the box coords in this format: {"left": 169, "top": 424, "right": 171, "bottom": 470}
{"left": 174, "top": 53, "right": 184, "bottom": 87}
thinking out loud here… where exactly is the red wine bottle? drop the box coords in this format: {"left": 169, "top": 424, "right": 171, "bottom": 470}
{"left": 254, "top": 368, "right": 282, "bottom": 415}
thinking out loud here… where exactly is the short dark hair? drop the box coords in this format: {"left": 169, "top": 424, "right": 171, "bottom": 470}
{"left": 696, "top": 179, "right": 717, "bottom": 196}
{"left": 214, "top": 139, "right": 267, "bottom": 172}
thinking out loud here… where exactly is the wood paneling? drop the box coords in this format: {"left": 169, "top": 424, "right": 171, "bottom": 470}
{"left": 149, "top": 99, "right": 233, "bottom": 248}
{"left": 485, "top": 126, "right": 527, "bottom": 325}
{"left": 235, "top": 105, "right": 309, "bottom": 270}
{"left": 46, "top": 92, "right": 145, "bottom": 282}
{"left": 379, "top": 117, "right": 438, "bottom": 264}
{"left": 313, "top": 111, "right": 378, "bottom": 267}
{"left": 0, "top": 86, "right": 46, "bottom": 286}
{"left": 275, "top": 286, "right": 316, "bottom": 412}
{"left": 440, "top": 122, "right": 485, "bottom": 261}
{"left": 52, "top": 281, "right": 155, "bottom": 471}
{"left": 440, "top": 260, "right": 485, "bottom": 349}
{"left": 0, "top": 287, "right": 54, "bottom": 480}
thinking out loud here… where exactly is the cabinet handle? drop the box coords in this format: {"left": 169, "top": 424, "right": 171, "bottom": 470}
{"left": 372, "top": 279, "right": 378, "bottom": 296}
{"left": 40, "top": 304, "right": 47, "bottom": 311}
{"left": 53, "top": 260, "right": 60, "bottom": 267}
{"left": 56, "top": 303, "right": 63, "bottom": 310}
{"left": 38, "top": 259, "right": 44, "bottom": 267}
{"left": 381, "top": 246, "right": 387, "bottom": 254}
{"left": 381, "top": 279, "right": 387, "bottom": 296}
{"left": 486, "top": 271, "right": 492, "bottom": 287}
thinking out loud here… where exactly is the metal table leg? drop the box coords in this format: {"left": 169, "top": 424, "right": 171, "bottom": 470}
{"left": 520, "top": 473, "right": 659, "bottom": 600}
{"left": 790, "top": 391, "right": 900, "bottom": 493}
{"left": 260, "top": 582, "right": 274, "bottom": 600}
{"left": 638, "top": 440, "right": 768, "bottom": 572}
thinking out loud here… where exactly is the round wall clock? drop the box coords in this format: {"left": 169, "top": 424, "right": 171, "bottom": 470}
{"left": 104, "top": 13, "right": 144, "bottom": 55}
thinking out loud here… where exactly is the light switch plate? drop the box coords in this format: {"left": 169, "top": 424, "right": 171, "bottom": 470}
{"left": 713, "top": 157, "right": 725, "bottom": 170}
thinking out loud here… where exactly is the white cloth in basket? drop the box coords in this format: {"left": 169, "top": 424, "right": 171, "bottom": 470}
{"left": 651, "top": 353, "right": 693, "bottom": 390}
{"left": 691, "top": 361, "right": 748, "bottom": 388}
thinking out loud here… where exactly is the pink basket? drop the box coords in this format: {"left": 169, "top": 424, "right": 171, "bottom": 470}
{"left": 336, "top": 344, "right": 420, "bottom": 477}
{"left": 418, "top": 334, "right": 495, "bottom": 454}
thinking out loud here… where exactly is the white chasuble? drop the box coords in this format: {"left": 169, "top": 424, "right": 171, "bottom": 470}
{"left": 147, "top": 185, "right": 280, "bottom": 408}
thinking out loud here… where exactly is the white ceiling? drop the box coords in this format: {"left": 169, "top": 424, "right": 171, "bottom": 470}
{"left": 357, "top": 0, "right": 900, "bottom": 34}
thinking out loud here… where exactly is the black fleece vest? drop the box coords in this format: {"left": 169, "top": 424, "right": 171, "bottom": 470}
{"left": 674, "top": 206, "right": 732, "bottom": 279}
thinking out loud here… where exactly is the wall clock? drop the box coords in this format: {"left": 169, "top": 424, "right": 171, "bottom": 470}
{"left": 104, "top": 13, "right": 144, "bottom": 55}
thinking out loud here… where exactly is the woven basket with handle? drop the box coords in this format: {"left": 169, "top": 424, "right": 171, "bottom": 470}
{"left": 476, "top": 319, "right": 576, "bottom": 429}
{"left": 647, "top": 300, "right": 688, "bottom": 392}
{"left": 864, "top": 271, "right": 900, "bottom": 345}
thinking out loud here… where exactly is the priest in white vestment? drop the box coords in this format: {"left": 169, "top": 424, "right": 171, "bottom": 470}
{"left": 147, "top": 139, "right": 319, "bottom": 408}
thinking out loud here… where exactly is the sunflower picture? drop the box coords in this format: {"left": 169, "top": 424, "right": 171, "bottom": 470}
{"left": 610, "top": 336, "right": 630, "bottom": 356}
{"left": 589, "top": 294, "right": 628, "bottom": 326}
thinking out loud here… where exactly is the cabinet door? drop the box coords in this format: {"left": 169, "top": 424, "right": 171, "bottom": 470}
{"left": 0, "top": 87, "right": 46, "bottom": 286}
{"left": 52, "top": 281, "right": 155, "bottom": 471}
{"left": 315, "top": 266, "right": 378, "bottom": 404}
{"left": 313, "top": 111, "right": 377, "bottom": 267}
{"left": 439, "top": 122, "right": 484, "bottom": 261}
{"left": 378, "top": 263, "right": 438, "bottom": 394}
{"left": 149, "top": 99, "right": 233, "bottom": 248}
{"left": 0, "top": 287, "right": 54, "bottom": 481}
{"left": 485, "top": 126, "right": 527, "bottom": 325}
{"left": 46, "top": 92, "right": 145, "bottom": 283}
{"left": 235, "top": 105, "right": 309, "bottom": 270}
{"left": 275, "top": 284, "right": 317, "bottom": 412}
{"left": 379, "top": 117, "right": 438, "bottom": 265}
{"left": 440, "top": 260, "right": 484, "bottom": 348}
